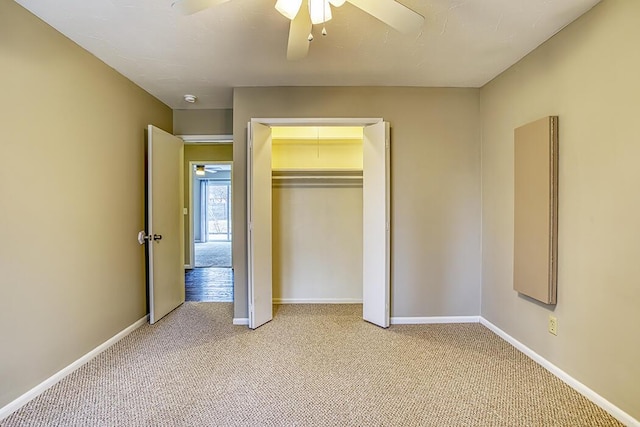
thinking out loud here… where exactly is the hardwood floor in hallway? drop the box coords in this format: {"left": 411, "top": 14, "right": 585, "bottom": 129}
{"left": 185, "top": 267, "right": 233, "bottom": 302}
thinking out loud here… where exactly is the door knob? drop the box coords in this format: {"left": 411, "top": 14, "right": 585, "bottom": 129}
{"left": 137, "top": 231, "right": 163, "bottom": 244}
{"left": 137, "top": 231, "right": 150, "bottom": 245}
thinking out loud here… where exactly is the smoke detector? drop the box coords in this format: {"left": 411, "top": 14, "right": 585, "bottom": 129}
{"left": 184, "top": 94, "right": 197, "bottom": 103}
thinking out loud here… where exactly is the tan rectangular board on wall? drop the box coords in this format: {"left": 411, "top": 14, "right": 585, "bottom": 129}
{"left": 513, "top": 116, "right": 558, "bottom": 304}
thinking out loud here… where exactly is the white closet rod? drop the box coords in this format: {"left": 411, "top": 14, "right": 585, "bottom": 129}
{"left": 272, "top": 170, "right": 362, "bottom": 188}
{"left": 273, "top": 169, "right": 361, "bottom": 177}
{"left": 273, "top": 182, "right": 362, "bottom": 188}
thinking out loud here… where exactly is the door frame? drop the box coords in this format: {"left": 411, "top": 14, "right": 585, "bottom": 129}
{"left": 252, "top": 118, "right": 383, "bottom": 127}
{"left": 187, "top": 160, "right": 233, "bottom": 269}
{"left": 247, "top": 117, "right": 390, "bottom": 328}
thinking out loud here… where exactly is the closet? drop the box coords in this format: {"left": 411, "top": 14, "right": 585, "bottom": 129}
{"left": 271, "top": 126, "right": 364, "bottom": 304}
{"left": 247, "top": 119, "right": 390, "bottom": 330}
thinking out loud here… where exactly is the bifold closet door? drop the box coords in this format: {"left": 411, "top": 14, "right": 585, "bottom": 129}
{"left": 362, "top": 121, "right": 391, "bottom": 328}
{"left": 247, "top": 121, "right": 273, "bottom": 329}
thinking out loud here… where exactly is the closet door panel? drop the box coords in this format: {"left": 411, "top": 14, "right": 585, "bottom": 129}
{"left": 247, "top": 121, "right": 273, "bottom": 329}
{"left": 362, "top": 121, "right": 390, "bottom": 328}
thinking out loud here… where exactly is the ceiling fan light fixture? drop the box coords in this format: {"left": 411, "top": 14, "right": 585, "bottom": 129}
{"left": 275, "top": 0, "right": 303, "bottom": 20}
{"left": 309, "top": 0, "right": 332, "bottom": 25}
{"left": 195, "top": 165, "right": 206, "bottom": 176}
{"left": 328, "top": 0, "right": 345, "bottom": 7}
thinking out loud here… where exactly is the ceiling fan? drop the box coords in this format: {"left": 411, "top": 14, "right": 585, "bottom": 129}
{"left": 171, "top": 0, "right": 424, "bottom": 60}
{"left": 195, "top": 165, "right": 228, "bottom": 176}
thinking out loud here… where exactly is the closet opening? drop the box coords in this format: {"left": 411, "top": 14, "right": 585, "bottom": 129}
{"left": 247, "top": 118, "right": 390, "bottom": 329}
{"left": 271, "top": 126, "right": 364, "bottom": 304}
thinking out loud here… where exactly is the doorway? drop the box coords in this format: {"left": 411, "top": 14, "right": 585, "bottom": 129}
{"left": 186, "top": 161, "right": 233, "bottom": 302}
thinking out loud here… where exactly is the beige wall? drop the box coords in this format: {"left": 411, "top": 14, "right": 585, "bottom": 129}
{"left": 0, "top": 0, "right": 172, "bottom": 409}
{"left": 273, "top": 186, "right": 363, "bottom": 303}
{"left": 174, "top": 109, "right": 233, "bottom": 135}
{"left": 233, "top": 87, "right": 481, "bottom": 319}
{"left": 183, "top": 145, "right": 233, "bottom": 264}
{"left": 272, "top": 138, "right": 363, "bottom": 170}
{"left": 480, "top": 0, "right": 640, "bottom": 419}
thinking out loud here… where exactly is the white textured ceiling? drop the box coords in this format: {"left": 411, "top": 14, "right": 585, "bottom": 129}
{"left": 15, "top": 0, "right": 600, "bottom": 109}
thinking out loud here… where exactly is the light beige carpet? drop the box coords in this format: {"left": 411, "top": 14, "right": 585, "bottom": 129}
{"left": 194, "top": 242, "right": 231, "bottom": 268}
{"left": 2, "top": 304, "right": 621, "bottom": 426}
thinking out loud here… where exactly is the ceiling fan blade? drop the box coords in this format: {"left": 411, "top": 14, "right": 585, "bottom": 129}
{"left": 286, "top": 3, "right": 312, "bottom": 60}
{"left": 346, "top": 0, "right": 424, "bottom": 34}
{"left": 171, "top": 0, "right": 231, "bottom": 15}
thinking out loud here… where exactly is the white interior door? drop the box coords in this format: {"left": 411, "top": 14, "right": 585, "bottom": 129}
{"left": 247, "top": 121, "right": 273, "bottom": 329}
{"left": 147, "top": 125, "right": 185, "bottom": 324}
{"left": 362, "top": 121, "right": 391, "bottom": 328}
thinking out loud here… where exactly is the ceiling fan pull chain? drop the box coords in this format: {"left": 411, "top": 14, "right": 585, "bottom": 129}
{"left": 322, "top": 0, "right": 328, "bottom": 36}
{"left": 308, "top": 0, "right": 314, "bottom": 41}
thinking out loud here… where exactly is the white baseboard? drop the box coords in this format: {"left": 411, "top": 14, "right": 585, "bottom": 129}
{"left": 479, "top": 317, "right": 638, "bottom": 427}
{"left": 232, "top": 317, "right": 249, "bottom": 325}
{"left": 273, "top": 298, "right": 362, "bottom": 304}
{"left": 391, "top": 316, "right": 480, "bottom": 325}
{"left": 0, "top": 315, "right": 148, "bottom": 422}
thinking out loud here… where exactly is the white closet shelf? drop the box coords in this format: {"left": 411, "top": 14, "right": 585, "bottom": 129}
{"left": 272, "top": 139, "right": 363, "bottom": 145}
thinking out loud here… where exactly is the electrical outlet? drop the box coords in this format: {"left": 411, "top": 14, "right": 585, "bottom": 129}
{"left": 548, "top": 315, "right": 558, "bottom": 336}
